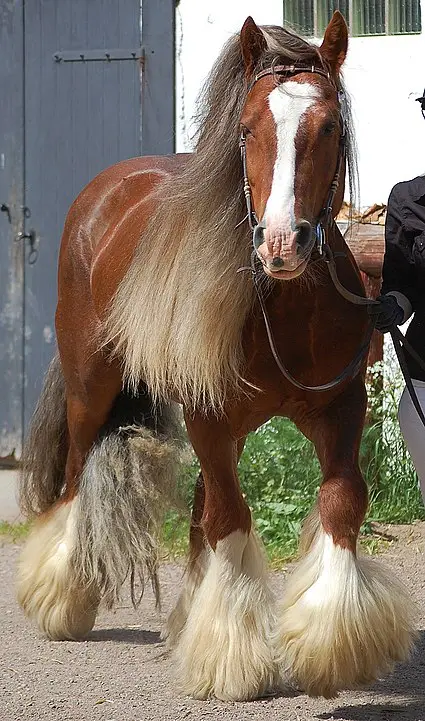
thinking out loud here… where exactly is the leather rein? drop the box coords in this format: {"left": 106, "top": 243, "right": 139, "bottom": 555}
{"left": 239, "top": 64, "right": 425, "bottom": 420}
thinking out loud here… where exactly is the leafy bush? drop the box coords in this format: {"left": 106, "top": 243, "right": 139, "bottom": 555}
{"left": 164, "top": 363, "right": 425, "bottom": 561}
{"left": 363, "top": 362, "right": 425, "bottom": 524}
{"left": 238, "top": 418, "right": 321, "bottom": 560}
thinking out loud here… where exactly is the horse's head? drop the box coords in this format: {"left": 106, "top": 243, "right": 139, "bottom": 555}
{"left": 239, "top": 12, "right": 348, "bottom": 280}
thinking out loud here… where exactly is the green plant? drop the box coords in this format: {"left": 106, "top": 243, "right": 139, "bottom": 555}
{"left": 363, "top": 362, "right": 425, "bottom": 524}
{"left": 0, "top": 521, "right": 30, "bottom": 543}
{"left": 164, "top": 362, "right": 424, "bottom": 562}
{"left": 238, "top": 417, "right": 321, "bottom": 560}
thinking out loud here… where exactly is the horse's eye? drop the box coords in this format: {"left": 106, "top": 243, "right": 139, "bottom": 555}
{"left": 321, "top": 121, "right": 337, "bottom": 136}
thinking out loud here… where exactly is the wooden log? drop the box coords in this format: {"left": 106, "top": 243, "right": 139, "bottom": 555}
{"left": 337, "top": 222, "right": 385, "bottom": 369}
{"left": 342, "top": 223, "right": 385, "bottom": 278}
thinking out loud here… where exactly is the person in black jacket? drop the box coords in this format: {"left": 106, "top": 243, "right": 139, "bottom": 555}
{"left": 369, "top": 174, "right": 425, "bottom": 504}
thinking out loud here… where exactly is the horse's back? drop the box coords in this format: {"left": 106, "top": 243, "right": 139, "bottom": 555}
{"left": 58, "top": 153, "right": 190, "bottom": 317}
{"left": 70, "top": 155, "right": 186, "bottom": 231}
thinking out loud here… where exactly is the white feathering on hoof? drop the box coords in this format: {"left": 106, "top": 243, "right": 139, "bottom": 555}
{"left": 275, "top": 522, "right": 417, "bottom": 698}
{"left": 173, "top": 530, "right": 280, "bottom": 701}
{"left": 161, "top": 548, "right": 208, "bottom": 648}
{"left": 17, "top": 499, "right": 99, "bottom": 640}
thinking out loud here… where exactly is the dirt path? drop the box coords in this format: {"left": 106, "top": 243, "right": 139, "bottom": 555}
{"left": 1, "top": 524, "right": 425, "bottom": 721}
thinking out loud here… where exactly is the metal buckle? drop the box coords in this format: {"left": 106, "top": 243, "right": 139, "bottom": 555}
{"left": 316, "top": 223, "right": 326, "bottom": 255}
{"left": 253, "top": 220, "right": 266, "bottom": 251}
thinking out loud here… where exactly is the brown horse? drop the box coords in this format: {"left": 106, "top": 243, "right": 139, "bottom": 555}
{"left": 17, "top": 12, "right": 415, "bottom": 702}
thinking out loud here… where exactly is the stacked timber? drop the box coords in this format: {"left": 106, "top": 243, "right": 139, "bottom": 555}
{"left": 337, "top": 208, "right": 385, "bottom": 367}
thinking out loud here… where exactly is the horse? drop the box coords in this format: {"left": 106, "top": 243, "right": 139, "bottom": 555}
{"left": 17, "top": 11, "right": 416, "bottom": 702}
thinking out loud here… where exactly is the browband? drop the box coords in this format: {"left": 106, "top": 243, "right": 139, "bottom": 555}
{"left": 248, "top": 64, "right": 336, "bottom": 93}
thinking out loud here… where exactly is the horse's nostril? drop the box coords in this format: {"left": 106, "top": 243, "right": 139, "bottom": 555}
{"left": 296, "top": 221, "right": 312, "bottom": 253}
{"left": 271, "top": 257, "right": 284, "bottom": 269}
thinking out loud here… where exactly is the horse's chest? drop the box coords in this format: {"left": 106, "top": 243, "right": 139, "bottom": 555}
{"left": 241, "top": 283, "right": 364, "bottom": 409}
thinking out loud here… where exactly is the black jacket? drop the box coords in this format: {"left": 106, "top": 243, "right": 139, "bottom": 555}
{"left": 381, "top": 175, "right": 425, "bottom": 380}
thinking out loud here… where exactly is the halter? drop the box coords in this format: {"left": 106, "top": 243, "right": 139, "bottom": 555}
{"left": 239, "top": 63, "right": 346, "bottom": 256}
{"left": 238, "top": 63, "right": 366, "bottom": 394}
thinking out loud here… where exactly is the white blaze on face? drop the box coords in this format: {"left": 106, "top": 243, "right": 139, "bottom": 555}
{"left": 265, "top": 82, "right": 319, "bottom": 230}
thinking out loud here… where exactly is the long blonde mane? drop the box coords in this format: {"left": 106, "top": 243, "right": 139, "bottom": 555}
{"left": 105, "top": 25, "right": 356, "bottom": 413}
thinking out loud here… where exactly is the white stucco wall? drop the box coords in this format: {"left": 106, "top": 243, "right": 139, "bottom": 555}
{"left": 345, "top": 33, "right": 425, "bottom": 206}
{"left": 176, "top": 1, "right": 425, "bottom": 208}
{"left": 175, "top": 1, "right": 283, "bottom": 150}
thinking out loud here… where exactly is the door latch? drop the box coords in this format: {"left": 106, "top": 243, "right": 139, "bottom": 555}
{"left": 15, "top": 229, "right": 38, "bottom": 264}
{"left": 1, "top": 203, "right": 11, "bottom": 223}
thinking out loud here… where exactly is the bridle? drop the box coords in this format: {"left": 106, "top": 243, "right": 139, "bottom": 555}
{"left": 238, "top": 64, "right": 425, "bottom": 416}
{"left": 238, "top": 63, "right": 363, "bottom": 393}
{"left": 239, "top": 63, "right": 346, "bottom": 256}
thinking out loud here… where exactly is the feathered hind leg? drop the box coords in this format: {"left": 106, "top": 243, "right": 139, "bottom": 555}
{"left": 18, "top": 355, "right": 181, "bottom": 640}
{"left": 275, "top": 379, "right": 417, "bottom": 698}
{"left": 18, "top": 423, "right": 180, "bottom": 640}
{"left": 17, "top": 353, "right": 122, "bottom": 639}
{"left": 17, "top": 356, "right": 111, "bottom": 640}
{"left": 162, "top": 473, "right": 208, "bottom": 647}
{"left": 17, "top": 497, "right": 100, "bottom": 640}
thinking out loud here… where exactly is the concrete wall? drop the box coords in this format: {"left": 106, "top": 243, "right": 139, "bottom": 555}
{"left": 176, "top": 0, "right": 425, "bottom": 208}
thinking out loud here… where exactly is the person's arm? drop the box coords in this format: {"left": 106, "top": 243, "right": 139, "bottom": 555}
{"left": 380, "top": 183, "right": 417, "bottom": 322}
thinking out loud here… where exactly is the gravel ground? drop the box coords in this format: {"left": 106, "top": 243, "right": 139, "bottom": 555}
{"left": 1, "top": 524, "right": 425, "bottom": 721}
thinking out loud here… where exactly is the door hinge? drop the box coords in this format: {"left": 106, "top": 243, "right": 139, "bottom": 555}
{"left": 53, "top": 48, "right": 144, "bottom": 63}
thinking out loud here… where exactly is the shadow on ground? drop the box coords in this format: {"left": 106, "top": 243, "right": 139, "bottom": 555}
{"left": 318, "top": 631, "right": 425, "bottom": 721}
{"left": 88, "top": 627, "right": 161, "bottom": 645}
{"left": 319, "top": 702, "right": 425, "bottom": 721}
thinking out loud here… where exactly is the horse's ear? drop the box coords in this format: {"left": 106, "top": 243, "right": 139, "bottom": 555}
{"left": 240, "top": 17, "right": 267, "bottom": 77}
{"left": 320, "top": 11, "right": 348, "bottom": 77}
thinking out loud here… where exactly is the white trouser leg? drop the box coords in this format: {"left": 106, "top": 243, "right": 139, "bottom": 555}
{"left": 398, "top": 380, "right": 425, "bottom": 505}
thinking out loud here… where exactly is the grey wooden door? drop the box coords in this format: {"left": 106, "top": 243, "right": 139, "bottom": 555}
{"left": 0, "top": 0, "right": 175, "bottom": 461}
{"left": 0, "top": 0, "right": 24, "bottom": 459}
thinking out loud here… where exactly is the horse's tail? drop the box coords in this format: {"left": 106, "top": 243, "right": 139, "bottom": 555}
{"left": 19, "top": 355, "right": 68, "bottom": 518}
{"left": 74, "top": 397, "right": 183, "bottom": 609}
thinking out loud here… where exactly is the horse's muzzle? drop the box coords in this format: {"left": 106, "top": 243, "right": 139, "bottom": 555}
{"left": 256, "top": 219, "right": 313, "bottom": 277}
